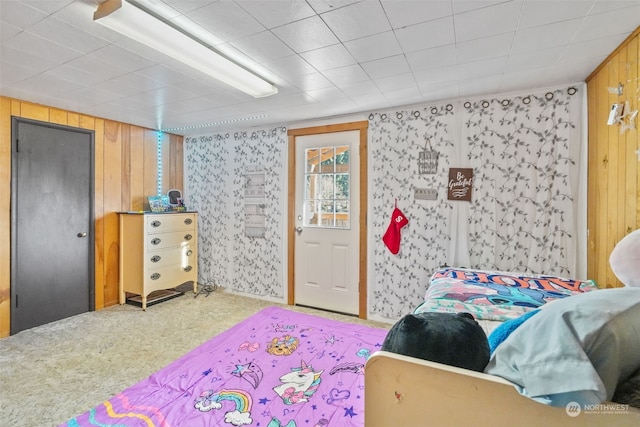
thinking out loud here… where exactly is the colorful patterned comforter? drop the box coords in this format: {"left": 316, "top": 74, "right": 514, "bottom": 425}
{"left": 62, "top": 306, "right": 388, "bottom": 427}
{"left": 414, "top": 267, "right": 599, "bottom": 321}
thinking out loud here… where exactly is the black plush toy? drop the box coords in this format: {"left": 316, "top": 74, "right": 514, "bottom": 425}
{"left": 381, "top": 312, "right": 490, "bottom": 372}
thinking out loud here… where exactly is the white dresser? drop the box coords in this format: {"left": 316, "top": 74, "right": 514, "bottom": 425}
{"left": 118, "top": 211, "right": 198, "bottom": 310}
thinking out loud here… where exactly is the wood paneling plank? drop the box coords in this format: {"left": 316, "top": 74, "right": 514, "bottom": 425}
{"left": 103, "top": 121, "right": 123, "bottom": 307}
{"left": 0, "top": 98, "right": 12, "bottom": 336}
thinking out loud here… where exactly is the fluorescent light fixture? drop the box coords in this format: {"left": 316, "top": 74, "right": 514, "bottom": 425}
{"left": 94, "top": 0, "right": 277, "bottom": 98}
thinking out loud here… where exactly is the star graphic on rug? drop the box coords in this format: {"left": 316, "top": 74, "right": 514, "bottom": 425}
{"left": 232, "top": 363, "right": 248, "bottom": 375}
{"left": 344, "top": 406, "right": 357, "bottom": 418}
{"left": 202, "top": 368, "right": 213, "bottom": 376}
{"left": 259, "top": 397, "right": 270, "bottom": 405}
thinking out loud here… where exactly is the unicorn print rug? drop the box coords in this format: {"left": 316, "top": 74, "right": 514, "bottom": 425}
{"left": 62, "top": 306, "right": 388, "bottom": 427}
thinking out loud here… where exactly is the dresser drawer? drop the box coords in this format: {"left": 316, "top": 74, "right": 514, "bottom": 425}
{"left": 146, "top": 244, "right": 196, "bottom": 269}
{"left": 144, "top": 263, "right": 197, "bottom": 289}
{"left": 145, "top": 230, "right": 195, "bottom": 250}
{"left": 146, "top": 213, "right": 196, "bottom": 233}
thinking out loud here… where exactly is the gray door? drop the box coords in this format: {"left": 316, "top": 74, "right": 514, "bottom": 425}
{"left": 11, "top": 118, "right": 94, "bottom": 334}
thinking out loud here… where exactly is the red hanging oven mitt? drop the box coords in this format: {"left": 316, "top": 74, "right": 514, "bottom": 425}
{"left": 382, "top": 206, "right": 409, "bottom": 254}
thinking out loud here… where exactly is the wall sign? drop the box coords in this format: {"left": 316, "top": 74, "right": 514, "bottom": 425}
{"left": 418, "top": 138, "right": 439, "bottom": 174}
{"left": 447, "top": 168, "right": 474, "bottom": 201}
{"left": 244, "top": 165, "right": 266, "bottom": 238}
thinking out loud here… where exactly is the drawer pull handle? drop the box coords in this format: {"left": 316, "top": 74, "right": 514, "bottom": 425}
{"left": 184, "top": 234, "right": 192, "bottom": 241}
{"left": 184, "top": 218, "right": 193, "bottom": 225}
{"left": 150, "top": 255, "right": 161, "bottom": 263}
{"left": 151, "top": 220, "right": 161, "bottom": 227}
{"left": 150, "top": 273, "right": 161, "bottom": 280}
{"left": 183, "top": 266, "right": 192, "bottom": 272}
{"left": 151, "top": 238, "right": 161, "bottom": 245}
{"left": 186, "top": 250, "right": 193, "bottom": 256}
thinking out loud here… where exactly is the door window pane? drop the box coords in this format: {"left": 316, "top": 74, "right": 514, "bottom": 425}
{"left": 320, "top": 147, "right": 334, "bottom": 173}
{"left": 306, "top": 148, "right": 319, "bottom": 173}
{"left": 335, "top": 174, "right": 349, "bottom": 199}
{"left": 303, "top": 145, "right": 351, "bottom": 229}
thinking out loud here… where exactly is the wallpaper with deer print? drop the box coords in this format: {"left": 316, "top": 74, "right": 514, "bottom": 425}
{"left": 184, "top": 84, "right": 585, "bottom": 320}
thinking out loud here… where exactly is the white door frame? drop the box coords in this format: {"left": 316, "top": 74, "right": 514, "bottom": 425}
{"left": 287, "top": 121, "right": 368, "bottom": 319}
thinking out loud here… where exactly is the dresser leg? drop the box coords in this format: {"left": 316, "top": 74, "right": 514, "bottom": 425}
{"left": 142, "top": 296, "right": 147, "bottom": 311}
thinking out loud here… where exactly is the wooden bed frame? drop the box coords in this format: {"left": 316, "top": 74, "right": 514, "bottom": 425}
{"left": 365, "top": 351, "right": 640, "bottom": 427}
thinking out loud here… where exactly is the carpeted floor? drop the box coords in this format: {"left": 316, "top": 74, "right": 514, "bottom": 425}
{"left": 0, "top": 286, "right": 390, "bottom": 427}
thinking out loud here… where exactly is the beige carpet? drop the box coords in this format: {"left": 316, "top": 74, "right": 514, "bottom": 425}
{"left": 0, "top": 287, "right": 389, "bottom": 427}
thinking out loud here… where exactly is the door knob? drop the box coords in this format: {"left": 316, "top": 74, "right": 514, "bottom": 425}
{"left": 77, "top": 232, "right": 87, "bottom": 238}
{"left": 295, "top": 227, "right": 303, "bottom": 234}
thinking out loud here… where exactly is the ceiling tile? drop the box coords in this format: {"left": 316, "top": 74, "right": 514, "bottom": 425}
{"left": 187, "top": 1, "right": 266, "bottom": 42}
{"left": 306, "top": 0, "right": 362, "bottom": 15}
{"left": 454, "top": 1, "right": 523, "bottom": 42}
{"left": 300, "top": 43, "right": 357, "bottom": 71}
{"left": 261, "top": 54, "right": 318, "bottom": 81}
{"left": 457, "top": 56, "right": 508, "bottom": 80}
{"left": 229, "top": 31, "right": 295, "bottom": 64}
{"left": 517, "top": 0, "right": 593, "bottom": 29}
{"left": 453, "top": 0, "right": 509, "bottom": 14}
{"left": 406, "top": 44, "right": 457, "bottom": 71}
{"left": 285, "top": 71, "right": 335, "bottom": 91}
{"left": 271, "top": 15, "right": 339, "bottom": 52}
{"left": 21, "top": 0, "right": 75, "bottom": 14}
{"left": 0, "top": 1, "right": 48, "bottom": 28}
{"left": 361, "top": 54, "right": 412, "bottom": 80}
{"left": 344, "top": 31, "right": 403, "bottom": 63}
{"left": 511, "top": 19, "right": 582, "bottom": 53}
{"left": 3, "top": 30, "right": 82, "bottom": 65}
{"left": 573, "top": 5, "right": 640, "bottom": 42}
{"left": 381, "top": 0, "right": 453, "bottom": 29}
{"left": 506, "top": 47, "right": 565, "bottom": 72}
{"left": 321, "top": 1, "right": 392, "bottom": 41}
{"left": 236, "top": 0, "right": 316, "bottom": 29}
{"left": 27, "top": 15, "right": 110, "bottom": 54}
{"left": 322, "top": 64, "right": 370, "bottom": 86}
{"left": 395, "top": 16, "right": 456, "bottom": 52}
{"left": 456, "top": 33, "right": 514, "bottom": 63}
{"left": 374, "top": 72, "right": 418, "bottom": 92}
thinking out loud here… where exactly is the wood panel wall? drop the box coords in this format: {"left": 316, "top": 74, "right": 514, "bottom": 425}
{"left": 0, "top": 97, "right": 184, "bottom": 337}
{"left": 587, "top": 26, "right": 640, "bottom": 288}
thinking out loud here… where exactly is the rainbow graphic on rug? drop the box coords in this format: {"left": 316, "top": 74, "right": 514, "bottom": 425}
{"left": 195, "top": 388, "right": 253, "bottom": 426}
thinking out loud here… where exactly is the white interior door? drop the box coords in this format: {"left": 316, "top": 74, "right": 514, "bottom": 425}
{"left": 294, "top": 130, "right": 360, "bottom": 315}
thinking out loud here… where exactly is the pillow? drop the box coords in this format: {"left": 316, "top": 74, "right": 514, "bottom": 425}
{"left": 609, "top": 229, "right": 640, "bottom": 287}
{"left": 485, "top": 287, "right": 640, "bottom": 407}
{"left": 381, "top": 312, "right": 489, "bottom": 372}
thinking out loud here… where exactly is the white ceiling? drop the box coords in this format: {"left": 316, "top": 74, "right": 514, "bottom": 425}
{"left": 1, "top": 0, "right": 639, "bottom": 135}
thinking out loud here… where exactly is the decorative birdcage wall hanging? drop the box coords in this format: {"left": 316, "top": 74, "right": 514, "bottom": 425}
{"left": 418, "top": 138, "right": 439, "bottom": 174}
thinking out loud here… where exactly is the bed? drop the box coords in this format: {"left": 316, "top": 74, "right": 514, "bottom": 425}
{"left": 365, "top": 351, "right": 640, "bottom": 427}
{"left": 365, "top": 267, "right": 640, "bottom": 426}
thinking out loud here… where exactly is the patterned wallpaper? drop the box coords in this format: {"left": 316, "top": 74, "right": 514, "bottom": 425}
{"left": 184, "top": 128, "right": 288, "bottom": 298}
{"left": 368, "top": 86, "right": 584, "bottom": 319}
{"left": 184, "top": 85, "right": 584, "bottom": 321}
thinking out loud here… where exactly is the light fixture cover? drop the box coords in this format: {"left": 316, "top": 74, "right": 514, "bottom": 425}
{"left": 94, "top": 0, "right": 277, "bottom": 98}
